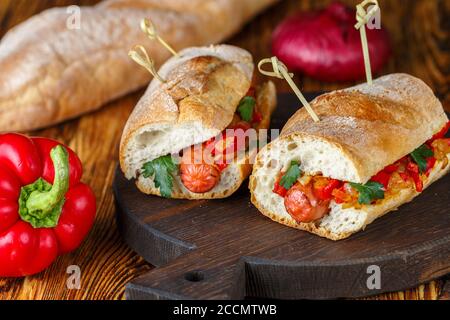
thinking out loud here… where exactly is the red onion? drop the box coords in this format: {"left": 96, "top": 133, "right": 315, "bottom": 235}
{"left": 271, "top": 2, "right": 391, "bottom": 82}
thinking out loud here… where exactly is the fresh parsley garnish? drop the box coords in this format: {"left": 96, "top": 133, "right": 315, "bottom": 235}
{"left": 142, "top": 155, "right": 178, "bottom": 198}
{"left": 349, "top": 181, "right": 385, "bottom": 205}
{"left": 237, "top": 96, "right": 256, "bottom": 122}
{"left": 279, "top": 161, "right": 301, "bottom": 190}
{"left": 410, "top": 144, "right": 434, "bottom": 173}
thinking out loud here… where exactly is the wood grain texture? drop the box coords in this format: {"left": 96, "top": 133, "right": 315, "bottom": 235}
{"left": 0, "top": 0, "right": 449, "bottom": 300}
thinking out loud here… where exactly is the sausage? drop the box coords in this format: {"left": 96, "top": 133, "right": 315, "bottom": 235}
{"left": 180, "top": 147, "right": 220, "bottom": 193}
{"left": 284, "top": 182, "right": 330, "bottom": 223}
{"left": 180, "top": 163, "right": 220, "bottom": 193}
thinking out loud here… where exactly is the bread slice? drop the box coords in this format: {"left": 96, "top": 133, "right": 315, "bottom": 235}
{"left": 120, "top": 45, "right": 277, "bottom": 199}
{"left": 250, "top": 73, "right": 449, "bottom": 240}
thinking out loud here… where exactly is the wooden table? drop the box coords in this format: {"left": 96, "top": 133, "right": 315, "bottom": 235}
{"left": 0, "top": 0, "right": 448, "bottom": 300}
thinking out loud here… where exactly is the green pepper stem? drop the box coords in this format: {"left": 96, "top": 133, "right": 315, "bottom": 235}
{"left": 25, "top": 145, "right": 69, "bottom": 216}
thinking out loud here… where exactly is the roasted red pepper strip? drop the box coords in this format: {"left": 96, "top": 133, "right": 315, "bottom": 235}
{"left": 370, "top": 171, "right": 391, "bottom": 189}
{"left": 424, "top": 157, "right": 437, "bottom": 177}
{"left": 245, "top": 87, "right": 256, "bottom": 98}
{"left": 313, "top": 178, "right": 342, "bottom": 201}
{"left": 406, "top": 161, "right": 423, "bottom": 192}
{"left": 383, "top": 164, "right": 399, "bottom": 173}
{"left": 332, "top": 185, "right": 349, "bottom": 204}
{"left": 273, "top": 175, "right": 288, "bottom": 197}
{"left": 0, "top": 133, "right": 96, "bottom": 277}
{"left": 399, "top": 172, "right": 410, "bottom": 182}
{"left": 252, "top": 111, "right": 263, "bottom": 123}
{"left": 206, "top": 121, "right": 252, "bottom": 172}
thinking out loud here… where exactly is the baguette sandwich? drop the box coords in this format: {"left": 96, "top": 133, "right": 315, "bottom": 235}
{"left": 250, "top": 73, "right": 450, "bottom": 240}
{"left": 120, "top": 45, "right": 276, "bottom": 199}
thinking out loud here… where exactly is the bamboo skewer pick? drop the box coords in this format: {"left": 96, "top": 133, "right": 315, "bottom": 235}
{"left": 140, "top": 18, "right": 180, "bottom": 58}
{"left": 355, "top": 0, "right": 380, "bottom": 85}
{"left": 128, "top": 45, "right": 166, "bottom": 83}
{"left": 258, "top": 57, "right": 320, "bottom": 122}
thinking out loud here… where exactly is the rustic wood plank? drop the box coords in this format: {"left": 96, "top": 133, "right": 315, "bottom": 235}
{"left": 0, "top": 0, "right": 448, "bottom": 300}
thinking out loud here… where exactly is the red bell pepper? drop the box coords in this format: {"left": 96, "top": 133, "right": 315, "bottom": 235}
{"left": 331, "top": 185, "right": 350, "bottom": 204}
{"left": 406, "top": 161, "right": 423, "bottom": 192}
{"left": 399, "top": 172, "right": 410, "bottom": 182}
{"left": 383, "top": 164, "right": 399, "bottom": 173}
{"left": 252, "top": 111, "right": 263, "bottom": 124}
{"left": 245, "top": 87, "right": 256, "bottom": 98}
{"left": 206, "top": 121, "right": 253, "bottom": 172}
{"left": 313, "top": 178, "right": 342, "bottom": 201}
{"left": 207, "top": 123, "right": 251, "bottom": 157}
{"left": 0, "top": 133, "right": 96, "bottom": 277}
{"left": 424, "top": 157, "right": 437, "bottom": 177}
{"left": 370, "top": 164, "right": 400, "bottom": 189}
{"left": 273, "top": 175, "right": 288, "bottom": 197}
{"left": 371, "top": 171, "right": 391, "bottom": 189}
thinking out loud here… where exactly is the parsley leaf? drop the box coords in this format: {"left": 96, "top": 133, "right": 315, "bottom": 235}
{"left": 349, "top": 181, "right": 385, "bottom": 205}
{"left": 410, "top": 144, "right": 434, "bottom": 173}
{"left": 279, "top": 161, "right": 301, "bottom": 190}
{"left": 141, "top": 155, "right": 178, "bottom": 198}
{"left": 237, "top": 96, "right": 256, "bottom": 122}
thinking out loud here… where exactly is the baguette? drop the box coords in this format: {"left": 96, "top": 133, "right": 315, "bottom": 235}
{"left": 250, "top": 73, "right": 450, "bottom": 240}
{"left": 120, "top": 45, "right": 276, "bottom": 199}
{"left": 0, "top": 0, "right": 277, "bottom": 132}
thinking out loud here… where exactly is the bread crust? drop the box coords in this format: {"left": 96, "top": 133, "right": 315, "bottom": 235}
{"left": 135, "top": 80, "right": 277, "bottom": 199}
{"left": 0, "top": 0, "right": 278, "bottom": 132}
{"left": 282, "top": 74, "right": 448, "bottom": 183}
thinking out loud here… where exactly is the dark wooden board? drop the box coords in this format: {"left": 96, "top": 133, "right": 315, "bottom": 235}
{"left": 113, "top": 93, "right": 450, "bottom": 300}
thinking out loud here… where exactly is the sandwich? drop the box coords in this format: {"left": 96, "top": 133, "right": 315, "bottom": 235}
{"left": 120, "top": 45, "right": 276, "bottom": 199}
{"left": 250, "top": 73, "right": 450, "bottom": 240}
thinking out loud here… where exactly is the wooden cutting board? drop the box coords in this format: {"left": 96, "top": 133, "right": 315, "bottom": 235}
{"left": 113, "top": 93, "right": 450, "bottom": 300}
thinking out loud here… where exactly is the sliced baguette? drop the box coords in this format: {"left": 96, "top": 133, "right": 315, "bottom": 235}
{"left": 120, "top": 45, "right": 276, "bottom": 199}
{"left": 250, "top": 73, "right": 449, "bottom": 240}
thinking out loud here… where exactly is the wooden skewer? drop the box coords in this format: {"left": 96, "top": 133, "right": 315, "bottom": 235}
{"left": 140, "top": 18, "right": 180, "bottom": 58}
{"left": 258, "top": 57, "right": 320, "bottom": 123}
{"left": 128, "top": 45, "right": 166, "bottom": 83}
{"left": 355, "top": 0, "right": 380, "bottom": 85}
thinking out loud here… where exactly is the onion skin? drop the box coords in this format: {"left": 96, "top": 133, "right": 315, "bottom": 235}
{"left": 271, "top": 2, "right": 391, "bottom": 82}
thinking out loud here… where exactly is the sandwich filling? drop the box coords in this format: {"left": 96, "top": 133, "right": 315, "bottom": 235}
{"left": 272, "top": 121, "right": 450, "bottom": 223}
{"left": 139, "top": 86, "right": 262, "bottom": 197}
